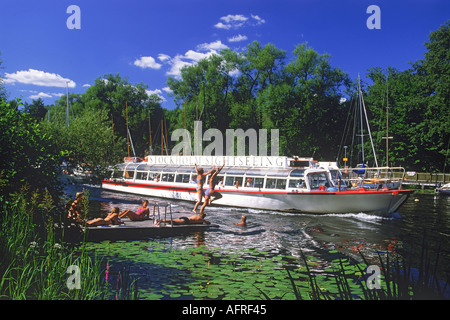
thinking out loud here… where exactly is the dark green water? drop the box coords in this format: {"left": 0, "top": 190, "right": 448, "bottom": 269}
{"left": 69, "top": 185, "right": 450, "bottom": 299}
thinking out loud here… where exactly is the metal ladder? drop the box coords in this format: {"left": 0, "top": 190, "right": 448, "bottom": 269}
{"left": 151, "top": 201, "right": 173, "bottom": 227}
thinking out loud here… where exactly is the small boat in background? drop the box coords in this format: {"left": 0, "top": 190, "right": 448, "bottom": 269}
{"left": 435, "top": 183, "right": 450, "bottom": 195}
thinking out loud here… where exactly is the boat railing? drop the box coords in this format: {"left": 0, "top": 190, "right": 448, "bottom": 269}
{"left": 341, "top": 166, "right": 406, "bottom": 190}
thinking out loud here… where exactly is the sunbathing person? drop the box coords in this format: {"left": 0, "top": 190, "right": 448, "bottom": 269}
{"left": 192, "top": 163, "right": 215, "bottom": 213}
{"left": 199, "top": 163, "right": 225, "bottom": 218}
{"left": 119, "top": 199, "right": 150, "bottom": 221}
{"left": 86, "top": 207, "right": 124, "bottom": 226}
{"left": 154, "top": 214, "right": 210, "bottom": 225}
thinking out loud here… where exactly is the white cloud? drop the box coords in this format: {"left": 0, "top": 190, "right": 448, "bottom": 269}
{"left": 161, "top": 41, "right": 229, "bottom": 78}
{"left": 134, "top": 56, "right": 162, "bottom": 69}
{"left": 146, "top": 88, "right": 166, "bottom": 102}
{"left": 4, "top": 69, "right": 76, "bottom": 88}
{"left": 251, "top": 14, "right": 266, "bottom": 25}
{"left": 29, "top": 91, "right": 64, "bottom": 100}
{"left": 214, "top": 22, "right": 232, "bottom": 30}
{"left": 228, "top": 34, "right": 248, "bottom": 42}
{"left": 214, "top": 14, "right": 265, "bottom": 30}
{"left": 30, "top": 92, "right": 52, "bottom": 99}
{"left": 82, "top": 83, "right": 91, "bottom": 87}
{"left": 162, "top": 87, "right": 172, "bottom": 93}
{"left": 221, "top": 14, "right": 248, "bottom": 24}
{"left": 157, "top": 54, "right": 171, "bottom": 62}
{"left": 197, "top": 40, "right": 228, "bottom": 52}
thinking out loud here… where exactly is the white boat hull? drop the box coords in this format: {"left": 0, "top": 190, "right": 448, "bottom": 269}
{"left": 102, "top": 180, "right": 412, "bottom": 217}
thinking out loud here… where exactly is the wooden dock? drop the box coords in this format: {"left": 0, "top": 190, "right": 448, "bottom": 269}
{"left": 84, "top": 218, "right": 219, "bottom": 241}
{"left": 402, "top": 172, "right": 450, "bottom": 189}
{"left": 84, "top": 201, "right": 219, "bottom": 241}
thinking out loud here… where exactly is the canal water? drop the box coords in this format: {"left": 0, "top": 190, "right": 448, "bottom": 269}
{"left": 68, "top": 184, "right": 450, "bottom": 299}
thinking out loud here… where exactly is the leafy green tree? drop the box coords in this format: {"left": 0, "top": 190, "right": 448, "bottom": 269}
{"left": 259, "top": 43, "right": 349, "bottom": 159}
{"left": 23, "top": 98, "right": 48, "bottom": 122}
{"left": 0, "top": 99, "right": 61, "bottom": 202}
{"left": 81, "top": 74, "right": 164, "bottom": 156}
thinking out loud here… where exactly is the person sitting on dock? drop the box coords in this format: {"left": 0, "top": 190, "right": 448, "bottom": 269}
{"left": 154, "top": 214, "right": 211, "bottom": 225}
{"left": 86, "top": 207, "right": 124, "bottom": 227}
{"left": 67, "top": 192, "right": 85, "bottom": 224}
{"left": 192, "top": 163, "right": 216, "bottom": 213}
{"left": 119, "top": 199, "right": 150, "bottom": 221}
{"left": 199, "top": 163, "right": 225, "bottom": 218}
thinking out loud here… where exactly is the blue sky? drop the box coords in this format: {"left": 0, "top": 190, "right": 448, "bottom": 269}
{"left": 1, "top": 0, "right": 448, "bottom": 109}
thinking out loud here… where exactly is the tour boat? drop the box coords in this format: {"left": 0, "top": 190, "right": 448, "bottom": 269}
{"left": 102, "top": 155, "right": 413, "bottom": 217}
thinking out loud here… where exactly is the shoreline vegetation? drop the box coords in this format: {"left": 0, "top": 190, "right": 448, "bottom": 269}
{"left": 0, "top": 22, "right": 448, "bottom": 300}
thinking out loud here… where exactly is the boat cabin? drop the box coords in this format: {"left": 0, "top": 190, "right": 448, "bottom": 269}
{"left": 106, "top": 160, "right": 345, "bottom": 193}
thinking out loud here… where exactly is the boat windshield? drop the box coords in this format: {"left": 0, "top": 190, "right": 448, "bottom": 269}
{"left": 307, "top": 172, "right": 331, "bottom": 189}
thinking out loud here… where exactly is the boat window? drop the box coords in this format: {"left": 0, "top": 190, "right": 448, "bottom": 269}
{"left": 265, "top": 178, "right": 287, "bottom": 189}
{"left": 307, "top": 172, "right": 330, "bottom": 189}
{"left": 290, "top": 169, "right": 305, "bottom": 177}
{"left": 135, "top": 171, "right": 148, "bottom": 180}
{"left": 161, "top": 173, "right": 175, "bottom": 182}
{"left": 266, "top": 170, "right": 290, "bottom": 177}
{"left": 148, "top": 171, "right": 160, "bottom": 181}
{"left": 123, "top": 170, "right": 135, "bottom": 180}
{"left": 175, "top": 173, "right": 191, "bottom": 183}
{"left": 111, "top": 169, "right": 123, "bottom": 179}
{"left": 136, "top": 163, "right": 151, "bottom": 171}
{"left": 289, "top": 179, "right": 306, "bottom": 188}
{"left": 224, "top": 176, "right": 243, "bottom": 187}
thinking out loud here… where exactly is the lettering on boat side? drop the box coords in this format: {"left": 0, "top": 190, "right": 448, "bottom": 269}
{"left": 181, "top": 304, "right": 267, "bottom": 317}
{"left": 66, "top": 265, "right": 81, "bottom": 290}
{"left": 146, "top": 155, "right": 287, "bottom": 168}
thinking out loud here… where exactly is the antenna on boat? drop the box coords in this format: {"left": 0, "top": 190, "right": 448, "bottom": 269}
{"left": 126, "top": 101, "right": 130, "bottom": 157}
{"left": 148, "top": 111, "right": 153, "bottom": 155}
{"left": 382, "top": 73, "right": 393, "bottom": 167}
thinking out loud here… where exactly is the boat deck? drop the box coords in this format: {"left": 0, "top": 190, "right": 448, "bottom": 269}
{"left": 84, "top": 218, "right": 219, "bottom": 241}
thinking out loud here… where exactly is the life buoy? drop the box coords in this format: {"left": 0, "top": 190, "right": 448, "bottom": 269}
{"left": 318, "top": 186, "right": 326, "bottom": 191}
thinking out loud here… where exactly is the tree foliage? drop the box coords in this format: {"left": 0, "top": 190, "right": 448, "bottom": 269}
{"left": 0, "top": 99, "right": 61, "bottom": 202}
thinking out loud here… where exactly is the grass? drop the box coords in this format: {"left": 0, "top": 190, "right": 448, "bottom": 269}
{"left": 0, "top": 189, "right": 137, "bottom": 300}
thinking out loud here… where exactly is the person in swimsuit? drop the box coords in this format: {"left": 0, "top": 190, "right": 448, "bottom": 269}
{"left": 235, "top": 215, "right": 247, "bottom": 226}
{"left": 119, "top": 199, "right": 150, "bottom": 221}
{"left": 199, "top": 163, "right": 225, "bottom": 218}
{"left": 154, "top": 214, "right": 210, "bottom": 225}
{"left": 67, "top": 192, "right": 85, "bottom": 223}
{"left": 192, "top": 163, "right": 215, "bottom": 213}
{"left": 86, "top": 207, "right": 124, "bottom": 226}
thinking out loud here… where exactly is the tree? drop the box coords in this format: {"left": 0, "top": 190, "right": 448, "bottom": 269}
{"left": 0, "top": 99, "right": 61, "bottom": 202}
{"left": 259, "top": 43, "right": 349, "bottom": 159}
{"left": 79, "top": 74, "right": 164, "bottom": 157}
{"left": 23, "top": 98, "right": 48, "bottom": 122}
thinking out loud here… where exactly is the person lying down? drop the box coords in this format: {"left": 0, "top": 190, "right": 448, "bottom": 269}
{"left": 154, "top": 214, "right": 210, "bottom": 225}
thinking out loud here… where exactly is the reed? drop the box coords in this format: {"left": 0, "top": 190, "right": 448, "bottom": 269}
{"left": 0, "top": 190, "right": 137, "bottom": 300}
{"left": 287, "top": 238, "right": 449, "bottom": 300}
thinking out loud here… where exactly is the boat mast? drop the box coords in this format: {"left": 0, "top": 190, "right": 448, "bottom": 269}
{"left": 382, "top": 74, "right": 393, "bottom": 167}
{"left": 358, "top": 75, "right": 379, "bottom": 167}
